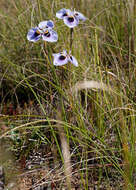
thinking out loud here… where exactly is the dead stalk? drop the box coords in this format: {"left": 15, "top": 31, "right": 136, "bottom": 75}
{"left": 56, "top": 107, "right": 72, "bottom": 190}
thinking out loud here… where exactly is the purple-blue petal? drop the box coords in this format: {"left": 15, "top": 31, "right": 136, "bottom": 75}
{"left": 74, "top": 12, "right": 87, "bottom": 21}
{"left": 56, "top": 8, "right": 70, "bottom": 19}
{"left": 47, "top": 20, "right": 54, "bottom": 28}
{"left": 42, "top": 29, "right": 58, "bottom": 42}
{"left": 27, "top": 28, "right": 41, "bottom": 42}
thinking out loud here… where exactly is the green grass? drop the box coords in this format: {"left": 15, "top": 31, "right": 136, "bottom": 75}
{"left": 0, "top": 0, "right": 136, "bottom": 189}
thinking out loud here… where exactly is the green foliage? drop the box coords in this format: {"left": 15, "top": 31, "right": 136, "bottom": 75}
{"left": 0, "top": 0, "right": 136, "bottom": 189}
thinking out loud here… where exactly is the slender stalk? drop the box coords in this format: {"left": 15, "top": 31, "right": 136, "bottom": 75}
{"left": 56, "top": 104, "right": 72, "bottom": 190}
{"left": 43, "top": 41, "right": 48, "bottom": 58}
{"left": 56, "top": 27, "right": 75, "bottom": 190}
{"left": 128, "top": 0, "right": 135, "bottom": 53}
{"left": 68, "top": 28, "right": 74, "bottom": 88}
{"left": 70, "top": 28, "right": 74, "bottom": 50}
{"left": 59, "top": 27, "right": 74, "bottom": 190}
{"left": 56, "top": 27, "right": 74, "bottom": 188}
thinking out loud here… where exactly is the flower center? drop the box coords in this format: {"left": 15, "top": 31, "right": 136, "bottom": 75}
{"left": 63, "top": 12, "right": 68, "bottom": 17}
{"left": 44, "top": 30, "right": 50, "bottom": 37}
{"left": 34, "top": 30, "right": 41, "bottom": 37}
{"left": 68, "top": 16, "right": 74, "bottom": 23}
{"left": 59, "top": 55, "right": 66, "bottom": 60}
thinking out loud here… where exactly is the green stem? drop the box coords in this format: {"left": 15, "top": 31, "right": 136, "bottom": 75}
{"left": 70, "top": 28, "right": 74, "bottom": 50}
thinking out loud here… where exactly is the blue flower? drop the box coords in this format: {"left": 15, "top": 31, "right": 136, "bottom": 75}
{"left": 53, "top": 50, "right": 78, "bottom": 67}
{"left": 38, "top": 20, "right": 54, "bottom": 29}
{"left": 56, "top": 9, "right": 87, "bottom": 28}
{"left": 27, "top": 20, "right": 58, "bottom": 42}
{"left": 56, "top": 8, "right": 71, "bottom": 19}
{"left": 27, "top": 27, "right": 41, "bottom": 42}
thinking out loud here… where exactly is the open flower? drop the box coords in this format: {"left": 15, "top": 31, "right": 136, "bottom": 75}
{"left": 38, "top": 20, "right": 54, "bottom": 29}
{"left": 27, "top": 20, "right": 58, "bottom": 42}
{"left": 52, "top": 50, "right": 78, "bottom": 67}
{"left": 56, "top": 9, "right": 87, "bottom": 28}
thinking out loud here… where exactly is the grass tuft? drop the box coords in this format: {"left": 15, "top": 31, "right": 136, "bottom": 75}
{"left": 0, "top": 0, "right": 136, "bottom": 189}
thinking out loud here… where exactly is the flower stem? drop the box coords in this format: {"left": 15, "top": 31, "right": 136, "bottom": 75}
{"left": 70, "top": 28, "right": 74, "bottom": 50}
{"left": 68, "top": 28, "right": 74, "bottom": 86}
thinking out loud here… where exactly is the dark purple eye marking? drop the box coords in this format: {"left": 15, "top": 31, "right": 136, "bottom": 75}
{"left": 74, "top": 13, "right": 79, "bottom": 16}
{"left": 34, "top": 30, "right": 41, "bottom": 37}
{"left": 63, "top": 12, "right": 68, "bottom": 17}
{"left": 68, "top": 16, "right": 74, "bottom": 23}
{"left": 59, "top": 55, "right": 66, "bottom": 60}
{"left": 70, "top": 56, "right": 73, "bottom": 61}
{"left": 44, "top": 31, "right": 50, "bottom": 37}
